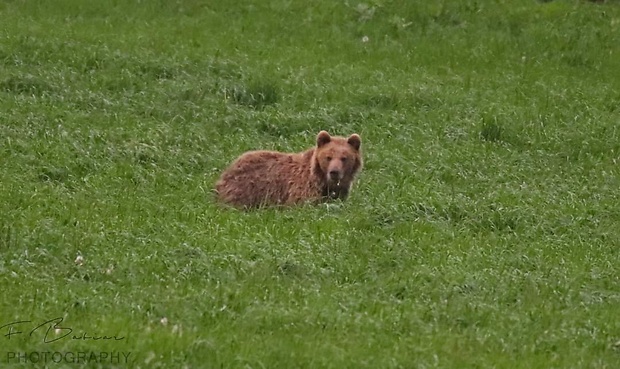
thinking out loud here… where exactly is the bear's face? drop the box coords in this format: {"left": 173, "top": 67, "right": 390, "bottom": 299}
{"left": 315, "top": 131, "right": 362, "bottom": 186}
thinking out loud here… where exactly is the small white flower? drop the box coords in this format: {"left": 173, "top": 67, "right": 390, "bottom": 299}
{"left": 160, "top": 317, "right": 168, "bottom": 326}
{"left": 144, "top": 352, "right": 156, "bottom": 365}
{"left": 362, "top": 36, "right": 369, "bottom": 43}
{"left": 74, "top": 255, "right": 84, "bottom": 266}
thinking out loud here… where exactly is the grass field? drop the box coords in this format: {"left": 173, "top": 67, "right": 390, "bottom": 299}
{"left": 1, "top": 0, "right": 620, "bottom": 368}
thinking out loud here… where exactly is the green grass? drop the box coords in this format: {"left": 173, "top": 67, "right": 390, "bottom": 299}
{"left": 1, "top": 0, "right": 620, "bottom": 367}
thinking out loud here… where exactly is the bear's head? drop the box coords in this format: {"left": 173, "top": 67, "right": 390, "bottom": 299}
{"left": 314, "top": 130, "right": 362, "bottom": 187}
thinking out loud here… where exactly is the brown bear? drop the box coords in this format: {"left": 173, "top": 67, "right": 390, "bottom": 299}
{"left": 215, "top": 131, "right": 362, "bottom": 208}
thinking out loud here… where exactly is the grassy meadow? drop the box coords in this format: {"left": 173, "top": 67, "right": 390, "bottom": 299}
{"left": 1, "top": 0, "right": 620, "bottom": 367}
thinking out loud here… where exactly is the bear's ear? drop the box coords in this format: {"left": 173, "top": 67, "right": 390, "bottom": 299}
{"left": 317, "top": 131, "right": 331, "bottom": 147}
{"left": 347, "top": 134, "right": 361, "bottom": 151}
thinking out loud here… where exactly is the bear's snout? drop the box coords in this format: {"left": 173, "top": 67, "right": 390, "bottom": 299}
{"left": 329, "top": 170, "right": 341, "bottom": 181}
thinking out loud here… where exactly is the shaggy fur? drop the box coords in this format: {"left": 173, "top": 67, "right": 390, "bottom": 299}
{"left": 215, "top": 131, "right": 362, "bottom": 208}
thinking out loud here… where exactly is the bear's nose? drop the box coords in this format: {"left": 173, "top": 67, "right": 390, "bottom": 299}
{"left": 329, "top": 170, "right": 340, "bottom": 180}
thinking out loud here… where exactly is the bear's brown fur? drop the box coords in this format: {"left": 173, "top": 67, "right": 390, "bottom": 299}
{"left": 215, "top": 131, "right": 362, "bottom": 208}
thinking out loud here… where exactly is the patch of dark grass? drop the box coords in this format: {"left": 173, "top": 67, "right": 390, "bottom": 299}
{"left": 474, "top": 207, "right": 521, "bottom": 233}
{"left": 0, "top": 76, "right": 54, "bottom": 96}
{"left": 602, "top": 94, "right": 620, "bottom": 113}
{"left": 553, "top": 122, "right": 620, "bottom": 161}
{"left": 560, "top": 137, "right": 620, "bottom": 162}
{"left": 386, "top": 285, "right": 406, "bottom": 301}
{"left": 70, "top": 93, "right": 118, "bottom": 114}
{"left": 38, "top": 167, "right": 70, "bottom": 183}
{"left": 113, "top": 142, "right": 163, "bottom": 169}
{"left": 0, "top": 223, "right": 15, "bottom": 249}
{"left": 438, "top": 203, "right": 470, "bottom": 224}
{"left": 135, "top": 151, "right": 159, "bottom": 166}
{"left": 365, "top": 202, "right": 470, "bottom": 228}
{"left": 331, "top": 107, "right": 371, "bottom": 130}
{"left": 478, "top": 112, "right": 531, "bottom": 149}
{"left": 387, "top": 202, "right": 468, "bottom": 224}
{"left": 83, "top": 56, "right": 107, "bottom": 72}
{"left": 368, "top": 210, "right": 405, "bottom": 228}
{"left": 100, "top": 76, "right": 144, "bottom": 93}
{"left": 560, "top": 51, "right": 594, "bottom": 69}
{"left": 177, "top": 86, "right": 211, "bottom": 104}
{"left": 137, "top": 63, "right": 177, "bottom": 80}
{"left": 277, "top": 261, "right": 306, "bottom": 278}
{"left": 362, "top": 93, "right": 402, "bottom": 110}
{"left": 0, "top": 48, "right": 10, "bottom": 65}
{"left": 480, "top": 119, "right": 504, "bottom": 143}
{"left": 369, "top": 202, "right": 526, "bottom": 235}
{"left": 432, "top": 6, "right": 466, "bottom": 28}
{"left": 409, "top": 91, "right": 442, "bottom": 111}
{"left": 206, "top": 59, "right": 244, "bottom": 80}
{"left": 228, "top": 81, "right": 279, "bottom": 110}
{"left": 256, "top": 116, "right": 315, "bottom": 138}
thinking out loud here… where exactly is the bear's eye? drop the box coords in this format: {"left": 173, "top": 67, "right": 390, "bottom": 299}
{"left": 326, "top": 156, "right": 332, "bottom": 161}
{"left": 341, "top": 157, "right": 347, "bottom": 162}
